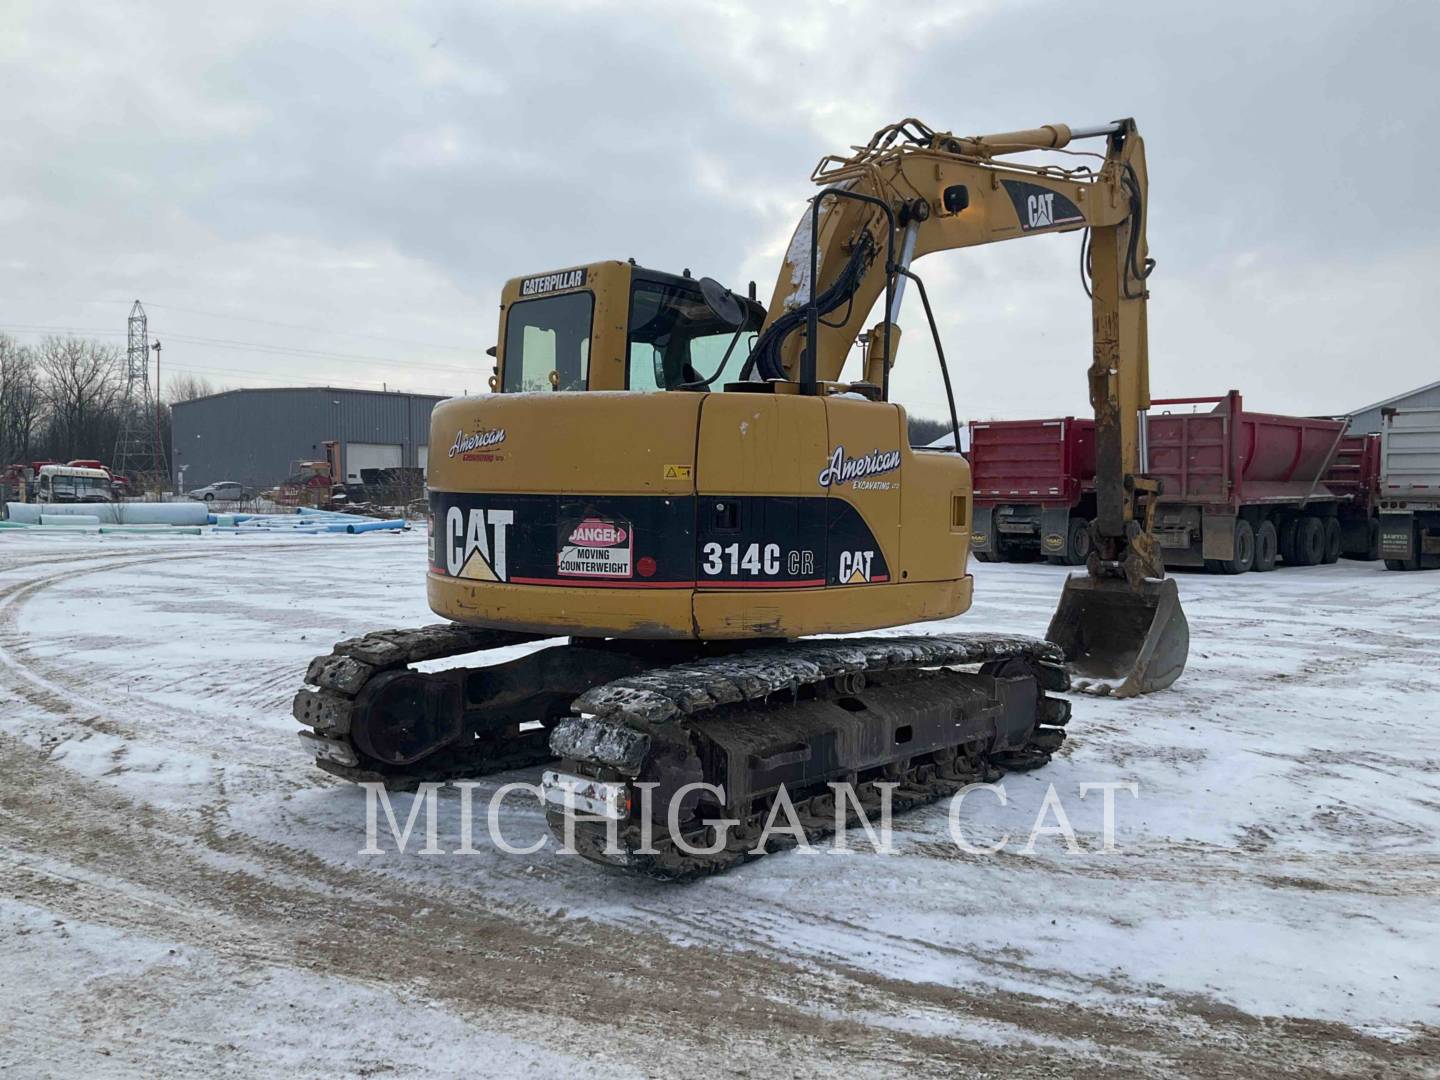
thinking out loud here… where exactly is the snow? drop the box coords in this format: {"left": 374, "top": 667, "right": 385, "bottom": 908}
{"left": 924, "top": 427, "right": 971, "bottom": 452}
{"left": 0, "top": 898, "right": 607, "bottom": 1076}
{"left": 1, "top": 528, "right": 1437, "bottom": 1072}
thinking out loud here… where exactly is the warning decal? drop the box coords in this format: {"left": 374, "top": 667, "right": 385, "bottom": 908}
{"left": 663, "top": 464, "right": 692, "bottom": 480}
{"left": 557, "top": 516, "right": 633, "bottom": 578}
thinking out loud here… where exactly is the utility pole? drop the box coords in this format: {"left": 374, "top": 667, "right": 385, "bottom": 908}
{"left": 152, "top": 338, "right": 169, "bottom": 487}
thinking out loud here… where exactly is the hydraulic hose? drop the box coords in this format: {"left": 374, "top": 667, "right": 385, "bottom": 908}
{"left": 743, "top": 232, "right": 875, "bottom": 382}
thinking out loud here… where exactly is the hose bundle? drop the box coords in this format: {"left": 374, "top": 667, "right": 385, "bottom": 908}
{"left": 745, "top": 231, "right": 876, "bottom": 382}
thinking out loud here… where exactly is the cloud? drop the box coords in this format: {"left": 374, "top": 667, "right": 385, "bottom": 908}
{"left": 0, "top": 0, "right": 1436, "bottom": 417}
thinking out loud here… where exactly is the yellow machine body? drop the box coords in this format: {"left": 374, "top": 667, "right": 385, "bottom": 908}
{"left": 427, "top": 264, "right": 974, "bottom": 638}
{"left": 424, "top": 117, "right": 1186, "bottom": 693}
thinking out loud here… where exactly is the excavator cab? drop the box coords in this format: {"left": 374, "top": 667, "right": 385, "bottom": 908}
{"left": 492, "top": 263, "right": 765, "bottom": 395}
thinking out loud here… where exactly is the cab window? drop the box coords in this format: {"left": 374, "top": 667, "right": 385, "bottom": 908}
{"left": 502, "top": 292, "right": 593, "bottom": 392}
{"left": 627, "top": 280, "right": 758, "bottom": 391}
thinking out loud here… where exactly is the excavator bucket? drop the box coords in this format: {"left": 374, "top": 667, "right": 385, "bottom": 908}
{"left": 1045, "top": 575, "right": 1189, "bottom": 697}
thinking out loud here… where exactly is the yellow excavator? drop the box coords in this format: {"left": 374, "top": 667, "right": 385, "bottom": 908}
{"left": 295, "top": 117, "right": 1188, "bottom": 877}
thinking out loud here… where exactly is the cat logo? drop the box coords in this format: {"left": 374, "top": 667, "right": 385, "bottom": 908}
{"left": 1001, "top": 180, "right": 1084, "bottom": 233}
{"left": 445, "top": 506, "right": 513, "bottom": 581}
{"left": 838, "top": 549, "right": 875, "bottom": 584}
{"left": 1027, "top": 192, "right": 1056, "bottom": 228}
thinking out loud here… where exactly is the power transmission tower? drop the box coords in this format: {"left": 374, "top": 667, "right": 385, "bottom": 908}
{"left": 113, "top": 300, "right": 169, "bottom": 493}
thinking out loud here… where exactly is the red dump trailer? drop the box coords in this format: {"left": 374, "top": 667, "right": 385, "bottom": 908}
{"left": 968, "top": 417, "right": 1096, "bottom": 564}
{"left": 1322, "top": 432, "right": 1382, "bottom": 560}
{"left": 1147, "top": 391, "right": 1351, "bottom": 573}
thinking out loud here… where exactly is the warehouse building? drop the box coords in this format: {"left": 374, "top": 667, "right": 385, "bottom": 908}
{"left": 1347, "top": 378, "right": 1440, "bottom": 435}
{"left": 171, "top": 386, "right": 449, "bottom": 491}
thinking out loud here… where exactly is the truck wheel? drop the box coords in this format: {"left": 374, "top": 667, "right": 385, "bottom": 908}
{"left": 1365, "top": 519, "right": 1382, "bottom": 562}
{"left": 1322, "top": 518, "right": 1342, "bottom": 564}
{"left": 1061, "top": 517, "right": 1090, "bottom": 566}
{"left": 973, "top": 551, "right": 993, "bottom": 563}
{"left": 1219, "top": 519, "right": 1256, "bottom": 574}
{"left": 1384, "top": 558, "right": 1418, "bottom": 572}
{"left": 1253, "top": 520, "right": 1278, "bottom": 572}
{"left": 1278, "top": 517, "right": 1299, "bottom": 565}
{"left": 1293, "top": 517, "right": 1325, "bottom": 566}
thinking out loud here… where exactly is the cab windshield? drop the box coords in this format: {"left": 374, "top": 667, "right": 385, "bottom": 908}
{"left": 502, "top": 292, "right": 593, "bottom": 393}
{"left": 627, "top": 280, "right": 761, "bottom": 392}
{"left": 44, "top": 474, "right": 111, "bottom": 501}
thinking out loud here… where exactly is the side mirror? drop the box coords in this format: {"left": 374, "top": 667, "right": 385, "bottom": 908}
{"left": 699, "top": 277, "right": 744, "bottom": 328}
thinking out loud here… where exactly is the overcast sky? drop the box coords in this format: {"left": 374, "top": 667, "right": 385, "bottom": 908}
{"left": 3, "top": 1, "right": 1437, "bottom": 421}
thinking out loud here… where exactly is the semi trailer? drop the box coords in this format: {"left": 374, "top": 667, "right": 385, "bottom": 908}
{"left": 972, "top": 391, "right": 1390, "bottom": 573}
{"left": 1377, "top": 407, "right": 1440, "bottom": 570}
{"left": 1322, "top": 431, "right": 1382, "bottom": 561}
{"left": 1146, "top": 391, "right": 1354, "bottom": 573}
{"left": 968, "top": 417, "right": 1095, "bottom": 564}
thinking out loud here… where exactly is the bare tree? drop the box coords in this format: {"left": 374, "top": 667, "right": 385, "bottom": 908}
{"left": 907, "top": 414, "right": 954, "bottom": 447}
{"left": 0, "top": 335, "right": 42, "bottom": 463}
{"left": 166, "top": 373, "right": 218, "bottom": 404}
{"left": 37, "top": 336, "right": 121, "bottom": 461}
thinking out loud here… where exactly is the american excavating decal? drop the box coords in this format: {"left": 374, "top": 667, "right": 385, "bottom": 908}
{"left": 557, "top": 516, "right": 633, "bottom": 579}
{"left": 444, "top": 506, "right": 513, "bottom": 581}
{"left": 449, "top": 428, "right": 507, "bottom": 462}
{"left": 817, "top": 445, "right": 901, "bottom": 489}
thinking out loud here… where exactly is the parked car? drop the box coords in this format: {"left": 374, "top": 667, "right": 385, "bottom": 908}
{"left": 187, "top": 481, "right": 248, "bottom": 503}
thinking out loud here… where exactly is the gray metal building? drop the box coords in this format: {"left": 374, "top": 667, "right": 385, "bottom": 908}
{"left": 1348, "top": 378, "right": 1440, "bottom": 434}
{"left": 171, "top": 386, "right": 449, "bottom": 491}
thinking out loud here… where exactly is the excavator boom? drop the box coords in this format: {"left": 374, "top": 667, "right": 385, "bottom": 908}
{"left": 752, "top": 117, "right": 1188, "bottom": 694}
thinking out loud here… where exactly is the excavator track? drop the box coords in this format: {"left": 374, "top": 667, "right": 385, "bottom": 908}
{"left": 291, "top": 625, "right": 831, "bottom": 789}
{"left": 293, "top": 628, "right": 1071, "bottom": 881}
{"left": 292, "top": 624, "right": 553, "bottom": 789}
{"left": 545, "top": 633, "right": 1071, "bottom": 880}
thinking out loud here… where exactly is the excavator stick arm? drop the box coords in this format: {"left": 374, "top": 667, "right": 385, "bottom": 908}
{"left": 757, "top": 117, "right": 1185, "bottom": 695}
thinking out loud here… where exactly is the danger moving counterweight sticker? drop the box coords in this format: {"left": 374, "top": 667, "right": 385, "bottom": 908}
{"left": 557, "top": 516, "right": 633, "bottom": 578}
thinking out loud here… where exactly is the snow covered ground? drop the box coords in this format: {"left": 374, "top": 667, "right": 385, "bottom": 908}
{"left": 1, "top": 529, "right": 1436, "bottom": 1076}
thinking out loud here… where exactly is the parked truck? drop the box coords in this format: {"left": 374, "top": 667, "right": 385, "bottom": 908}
{"left": 33, "top": 464, "right": 115, "bottom": 504}
{"left": 968, "top": 416, "right": 1096, "bottom": 564}
{"left": 1147, "top": 391, "right": 1353, "bottom": 573}
{"left": 2, "top": 461, "right": 59, "bottom": 502}
{"left": 1322, "top": 431, "right": 1382, "bottom": 561}
{"left": 1377, "top": 407, "right": 1440, "bottom": 570}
